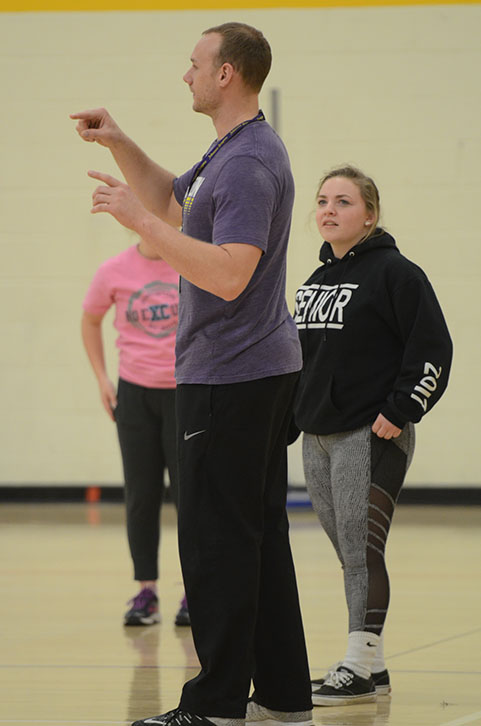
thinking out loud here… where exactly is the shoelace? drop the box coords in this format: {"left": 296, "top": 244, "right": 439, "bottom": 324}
{"left": 322, "top": 661, "right": 341, "bottom": 680}
{"left": 171, "top": 711, "right": 188, "bottom": 726}
{"left": 171, "top": 711, "right": 203, "bottom": 726}
{"left": 324, "top": 669, "right": 354, "bottom": 689}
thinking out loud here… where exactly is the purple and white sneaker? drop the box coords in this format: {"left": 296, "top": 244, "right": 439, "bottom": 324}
{"left": 124, "top": 587, "right": 160, "bottom": 626}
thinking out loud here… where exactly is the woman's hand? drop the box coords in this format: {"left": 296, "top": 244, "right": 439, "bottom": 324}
{"left": 99, "top": 377, "right": 117, "bottom": 421}
{"left": 372, "top": 413, "right": 402, "bottom": 439}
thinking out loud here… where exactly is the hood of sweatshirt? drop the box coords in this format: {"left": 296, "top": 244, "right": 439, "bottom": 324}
{"left": 318, "top": 228, "right": 398, "bottom": 266}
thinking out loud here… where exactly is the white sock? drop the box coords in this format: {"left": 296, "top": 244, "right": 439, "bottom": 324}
{"left": 372, "top": 631, "right": 386, "bottom": 673}
{"left": 207, "top": 718, "right": 244, "bottom": 726}
{"left": 342, "top": 630, "right": 380, "bottom": 680}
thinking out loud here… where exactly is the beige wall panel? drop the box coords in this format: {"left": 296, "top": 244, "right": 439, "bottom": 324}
{"left": 1, "top": 5, "right": 479, "bottom": 485}
{"left": 0, "top": 412, "right": 123, "bottom": 482}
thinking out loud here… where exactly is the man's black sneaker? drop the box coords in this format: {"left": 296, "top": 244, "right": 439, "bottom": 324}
{"left": 312, "top": 666, "right": 376, "bottom": 706}
{"left": 132, "top": 708, "right": 216, "bottom": 726}
{"left": 311, "top": 665, "right": 391, "bottom": 695}
{"left": 175, "top": 595, "right": 191, "bottom": 626}
{"left": 124, "top": 587, "right": 160, "bottom": 626}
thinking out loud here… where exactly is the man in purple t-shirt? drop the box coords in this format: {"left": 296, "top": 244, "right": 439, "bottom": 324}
{"left": 71, "top": 22, "right": 312, "bottom": 726}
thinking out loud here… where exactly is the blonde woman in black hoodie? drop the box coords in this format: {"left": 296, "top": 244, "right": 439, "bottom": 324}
{"left": 293, "top": 166, "right": 453, "bottom": 707}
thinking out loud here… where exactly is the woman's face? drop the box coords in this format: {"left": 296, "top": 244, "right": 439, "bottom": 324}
{"left": 316, "top": 177, "right": 373, "bottom": 252}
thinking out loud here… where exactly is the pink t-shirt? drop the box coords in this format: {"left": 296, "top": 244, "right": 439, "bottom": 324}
{"left": 83, "top": 245, "right": 179, "bottom": 389}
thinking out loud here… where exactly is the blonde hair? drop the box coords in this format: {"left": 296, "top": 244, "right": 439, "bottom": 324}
{"left": 317, "top": 165, "right": 381, "bottom": 240}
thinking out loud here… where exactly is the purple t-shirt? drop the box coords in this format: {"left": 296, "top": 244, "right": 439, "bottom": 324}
{"left": 173, "top": 118, "right": 302, "bottom": 385}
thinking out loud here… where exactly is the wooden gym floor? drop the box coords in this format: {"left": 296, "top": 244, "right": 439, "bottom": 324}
{"left": 0, "top": 501, "right": 480, "bottom": 726}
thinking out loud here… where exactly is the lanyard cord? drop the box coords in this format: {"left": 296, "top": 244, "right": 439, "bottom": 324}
{"left": 188, "top": 110, "right": 265, "bottom": 188}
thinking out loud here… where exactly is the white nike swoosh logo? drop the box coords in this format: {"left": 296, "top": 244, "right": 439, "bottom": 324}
{"left": 144, "top": 719, "right": 165, "bottom": 725}
{"left": 184, "top": 429, "right": 207, "bottom": 441}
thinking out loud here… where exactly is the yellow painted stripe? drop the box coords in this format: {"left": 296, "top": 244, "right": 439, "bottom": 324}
{"left": 1, "top": 0, "right": 480, "bottom": 10}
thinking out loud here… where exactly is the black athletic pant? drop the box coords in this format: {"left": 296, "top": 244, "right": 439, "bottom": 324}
{"left": 115, "top": 378, "right": 178, "bottom": 582}
{"left": 176, "top": 373, "right": 312, "bottom": 718}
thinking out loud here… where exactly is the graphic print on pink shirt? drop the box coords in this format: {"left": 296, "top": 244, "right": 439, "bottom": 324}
{"left": 126, "top": 280, "right": 178, "bottom": 339}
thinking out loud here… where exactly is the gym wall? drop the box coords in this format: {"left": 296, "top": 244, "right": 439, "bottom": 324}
{"left": 1, "top": 0, "right": 479, "bottom": 487}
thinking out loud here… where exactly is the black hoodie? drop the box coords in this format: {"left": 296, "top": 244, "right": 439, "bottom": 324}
{"left": 293, "top": 229, "right": 453, "bottom": 435}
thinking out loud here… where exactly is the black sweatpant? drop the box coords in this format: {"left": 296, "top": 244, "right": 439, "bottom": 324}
{"left": 176, "top": 373, "right": 312, "bottom": 718}
{"left": 115, "top": 378, "right": 178, "bottom": 582}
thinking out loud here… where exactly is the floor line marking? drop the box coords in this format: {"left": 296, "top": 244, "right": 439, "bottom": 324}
{"left": 0, "top": 663, "right": 198, "bottom": 670}
{"left": 387, "top": 626, "right": 481, "bottom": 660}
{"left": 440, "top": 710, "right": 481, "bottom": 726}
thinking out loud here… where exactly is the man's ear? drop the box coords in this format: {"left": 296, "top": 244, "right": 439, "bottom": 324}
{"left": 218, "top": 62, "right": 235, "bottom": 87}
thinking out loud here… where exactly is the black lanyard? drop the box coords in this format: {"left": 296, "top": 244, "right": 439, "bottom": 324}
{"left": 188, "top": 110, "right": 265, "bottom": 189}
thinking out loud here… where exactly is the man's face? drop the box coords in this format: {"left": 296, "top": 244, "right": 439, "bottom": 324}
{"left": 183, "top": 33, "right": 223, "bottom": 116}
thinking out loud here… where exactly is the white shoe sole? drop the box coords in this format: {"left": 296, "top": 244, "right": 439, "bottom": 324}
{"left": 124, "top": 613, "right": 161, "bottom": 626}
{"left": 312, "top": 692, "right": 377, "bottom": 707}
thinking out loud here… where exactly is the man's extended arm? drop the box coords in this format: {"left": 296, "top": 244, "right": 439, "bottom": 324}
{"left": 70, "top": 107, "right": 182, "bottom": 227}
{"left": 88, "top": 171, "right": 262, "bottom": 301}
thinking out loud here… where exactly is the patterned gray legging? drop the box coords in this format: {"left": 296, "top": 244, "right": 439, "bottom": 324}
{"left": 303, "top": 424, "right": 415, "bottom": 634}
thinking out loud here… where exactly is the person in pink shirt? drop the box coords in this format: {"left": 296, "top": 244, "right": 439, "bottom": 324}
{"left": 82, "top": 238, "right": 189, "bottom": 627}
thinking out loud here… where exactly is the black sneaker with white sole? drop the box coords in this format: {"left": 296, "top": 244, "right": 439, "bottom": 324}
{"left": 312, "top": 666, "right": 376, "bottom": 706}
{"left": 370, "top": 668, "right": 391, "bottom": 695}
{"left": 132, "top": 708, "right": 217, "bottom": 726}
{"left": 311, "top": 665, "right": 391, "bottom": 696}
